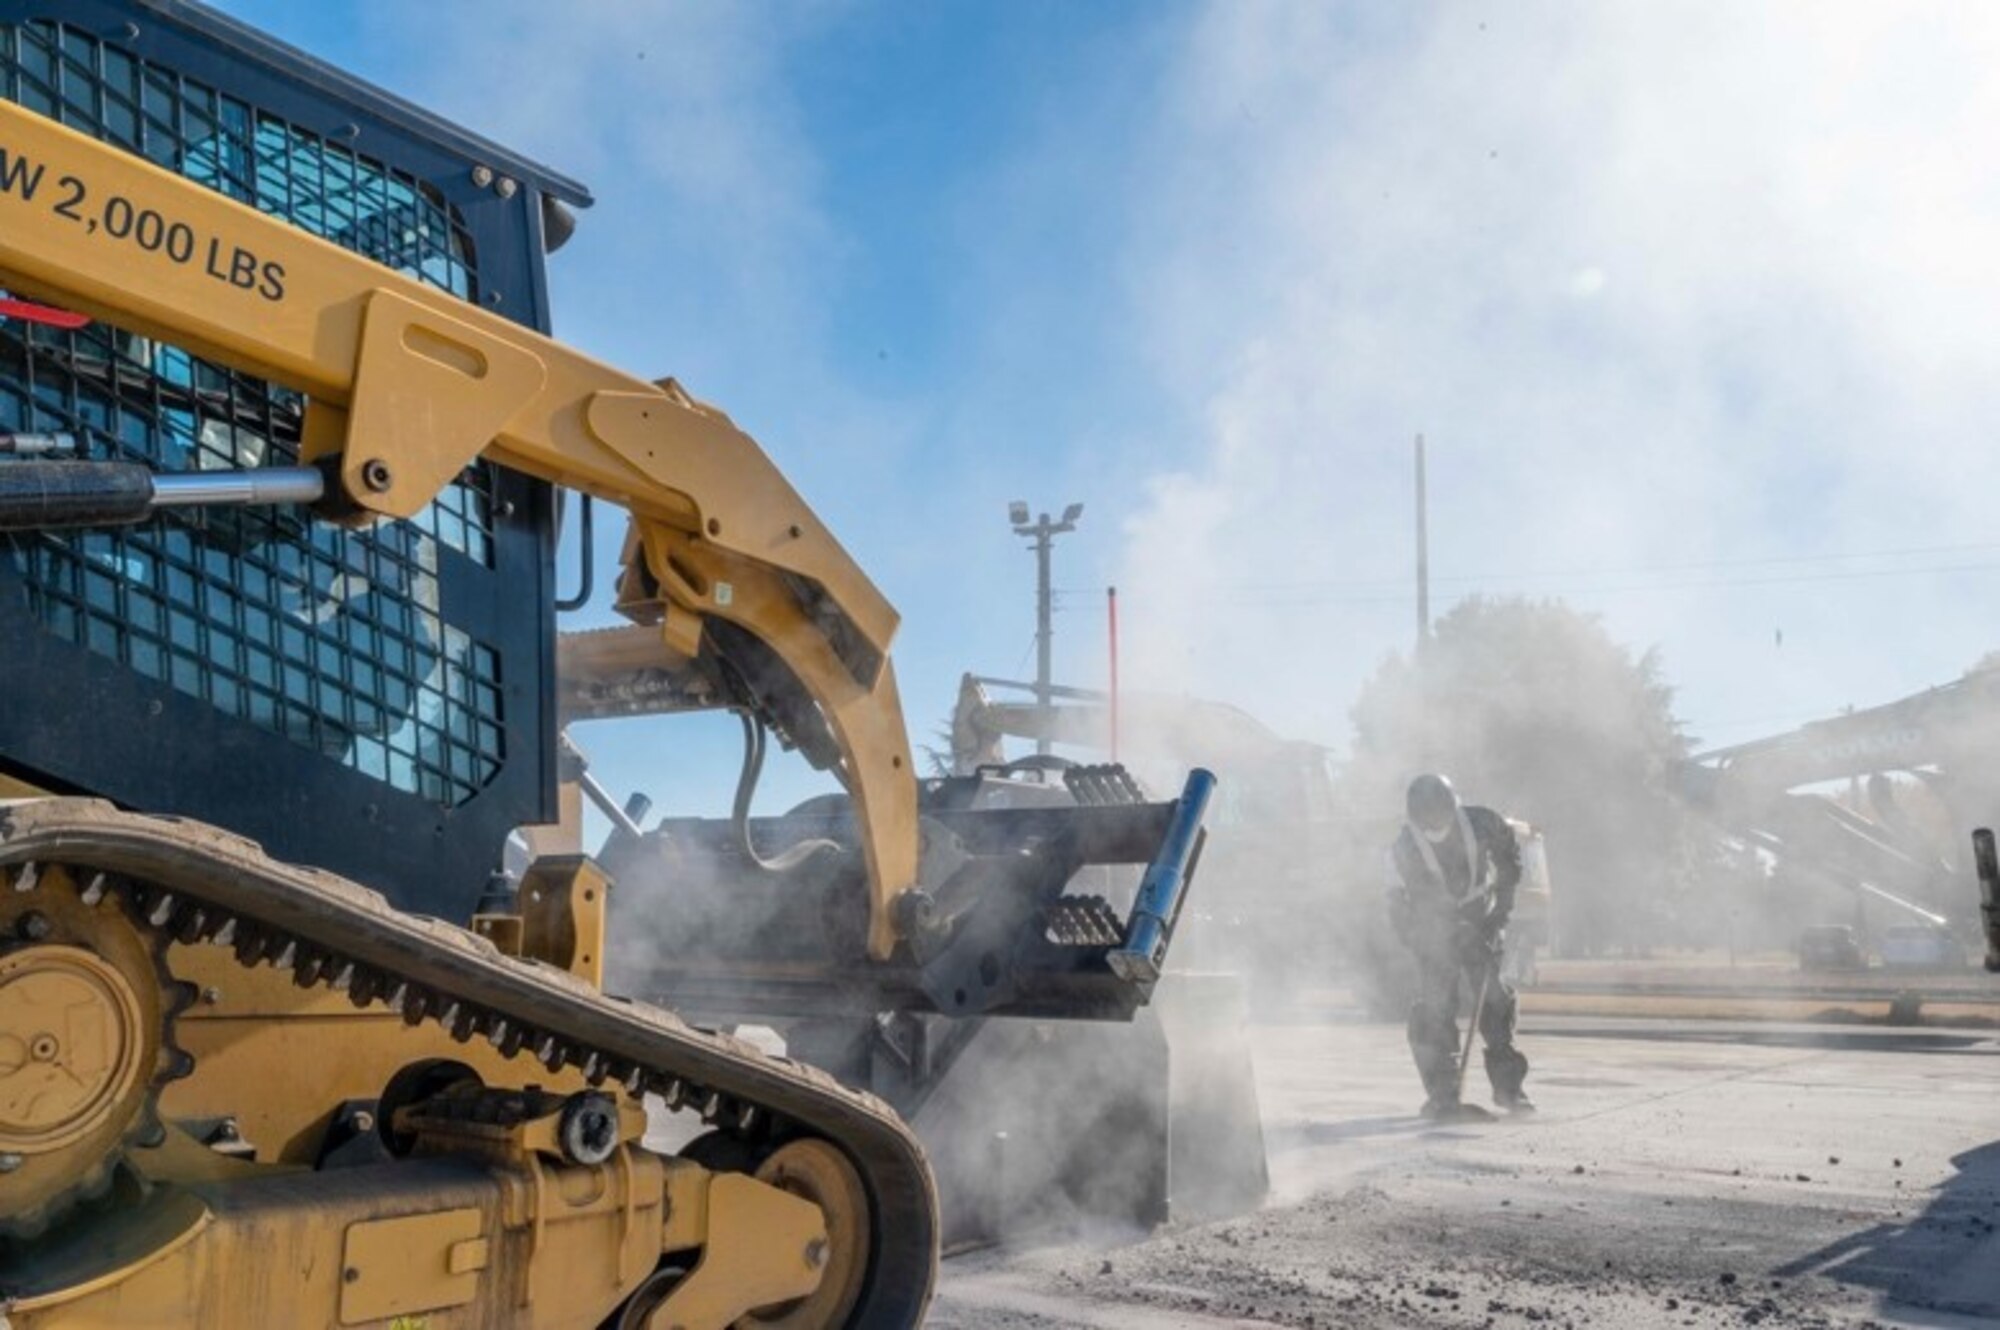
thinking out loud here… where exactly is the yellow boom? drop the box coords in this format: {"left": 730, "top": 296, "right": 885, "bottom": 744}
{"left": 0, "top": 99, "right": 918, "bottom": 958}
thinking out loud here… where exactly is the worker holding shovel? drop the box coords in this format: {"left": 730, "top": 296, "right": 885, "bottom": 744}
{"left": 1389, "top": 774, "right": 1535, "bottom": 1120}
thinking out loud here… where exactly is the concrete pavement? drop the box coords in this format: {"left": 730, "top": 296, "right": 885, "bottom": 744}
{"left": 931, "top": 1013, "right": 2000, "bottom": 1328}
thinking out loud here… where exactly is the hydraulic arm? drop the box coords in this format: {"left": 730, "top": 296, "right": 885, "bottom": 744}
{"left": 0, "top": 98, "right": 922, "bottom": 955}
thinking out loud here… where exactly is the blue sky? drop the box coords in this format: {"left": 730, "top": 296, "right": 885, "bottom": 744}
{"left": 217, "top": 2, "right": 2000, "bottom": 825}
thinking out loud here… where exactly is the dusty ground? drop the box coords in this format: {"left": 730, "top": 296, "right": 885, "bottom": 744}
{"left": 929, "top": 1011, "right": 2000, "bottom": 1329}
{"left": 1529, "top": 953, "right": 1999, "bottom": 995}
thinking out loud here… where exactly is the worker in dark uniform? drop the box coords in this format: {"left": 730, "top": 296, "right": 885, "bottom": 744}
{"left": 1389, "top": 773, "right": 1534, "bottom": 1117}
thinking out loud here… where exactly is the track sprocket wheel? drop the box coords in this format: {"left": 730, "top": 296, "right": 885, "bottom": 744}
{"left": 0, "top": 864, "right": 191, "bottom": 1240}
{"left": 737, "top": 1137, "right": 873, "bottom": 1329}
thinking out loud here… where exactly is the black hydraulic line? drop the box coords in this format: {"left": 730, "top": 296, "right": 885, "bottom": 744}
{"left": 0, "top": 459, "right": 330, "bottom": 531}
{"left": 0, "top": 459, "right": 153, "bottom": 527}
{"left": 554, "top": 491, "right": 595, "bottom": 612}
{"left": 731, "top": 708, "right": 766, "bottom": 860}
{"left": 732, "top": 711, "right": 839, "bottom": 873}
{"left": 0, "top": 459, "right": 326, "bottom": 530}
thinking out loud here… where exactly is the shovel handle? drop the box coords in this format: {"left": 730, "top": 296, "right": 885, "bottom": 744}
{"left": 1455, "top": 965, "right": 1493, "bottom": 1095}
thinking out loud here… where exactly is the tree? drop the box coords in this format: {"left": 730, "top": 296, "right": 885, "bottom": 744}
{"left": 1337, "top": 597, "right": 1700, "bottom": 954}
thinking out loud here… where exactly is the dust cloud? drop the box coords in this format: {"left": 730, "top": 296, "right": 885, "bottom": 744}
{"left": 1109, "top": 5, "right": 2000, "bottom": 740}
{"left": 1079, "top": 4, "right": 2000, "bottom": 1009}
{"left": 608, "top": 0, "right": 2000, "bottom": 1273}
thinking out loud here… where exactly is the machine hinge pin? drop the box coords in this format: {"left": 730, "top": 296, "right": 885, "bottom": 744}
{"left": 699, "top": 1091, "right": 724, "bottom": 1121}
{"left": 79, "top": 872, "right": 106, "bottom": 905}
{"left": 537, "top": 1036, "right": 565, "bottom": 1070}
{"left": 146, "top": 892, "right": 177, "bottom": 928}
{"left": 581, "top": 1052, "right": 605, "bottom": 1083}
{"left": 0, "top": 1152, "right": 22, "bottom": 1173}
{"left": 11, "top": 862, "right": 39, "bottom": 894}
{"left": 176, "top": 908, "right": 208, "bottom": 944}
{"left": 622, "top": 1066, "right": 647, "bottom": 1097}
{"left": 211, "top": 917, "right": 237, "bottom": 948}
{"left": 330, "top": 961, "right": 354, "bottom": 991}
{"left": 271, "top": 939, "right": 298, "bottom": 971}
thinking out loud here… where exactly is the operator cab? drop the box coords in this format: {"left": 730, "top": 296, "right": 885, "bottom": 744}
{"left": 0, "top": 0, "right": 582, "bottom": 917}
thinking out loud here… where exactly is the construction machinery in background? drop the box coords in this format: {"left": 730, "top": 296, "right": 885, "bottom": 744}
{"left": 951, "top": 675, "right": 1344, "bottom": 990}
{"left": 950, "top": 674, "right": 1555, "bottom": 1011}
{"left": 1678, "top": 666, "right": 2000, "bottom": 956}
{"left": 0, "top": 4, "right": 1215, "bottom": 1324}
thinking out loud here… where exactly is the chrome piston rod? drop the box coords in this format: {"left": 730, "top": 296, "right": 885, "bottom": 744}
{"left": 149, "top": 467, "right": 326, "bottom": 508}
{"left": 0, "top": 460, "right": 324, "bottom": 529}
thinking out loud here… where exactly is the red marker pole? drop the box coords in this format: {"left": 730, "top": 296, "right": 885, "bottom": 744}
{"left": 1107, "top": 586, "right": 1120, "bottom": 762}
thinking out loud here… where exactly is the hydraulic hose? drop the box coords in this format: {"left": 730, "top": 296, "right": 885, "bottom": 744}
{"left": 732, "top": 711, "right": 840, "bottom": 874}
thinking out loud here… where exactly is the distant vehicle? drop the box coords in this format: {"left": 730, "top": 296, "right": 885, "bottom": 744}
{"left": 1879, "top": 923, "right": 1964, "bottom": 970}
{"left": 1798, "top": 924, "right": 1869, "bottom": 971}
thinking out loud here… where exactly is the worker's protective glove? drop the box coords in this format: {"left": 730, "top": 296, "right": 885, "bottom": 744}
{"left": 1456, "top": 914, "right": 1504, "bottom": 967}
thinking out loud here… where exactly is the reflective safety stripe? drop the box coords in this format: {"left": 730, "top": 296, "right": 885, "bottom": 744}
{"left": 1407, "top": 809, "right": 1488, "bottom": 906}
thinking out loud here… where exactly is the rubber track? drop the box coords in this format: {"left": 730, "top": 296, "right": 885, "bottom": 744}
{"left": 0, "top": 799, "right": 937, "bottom": 1327}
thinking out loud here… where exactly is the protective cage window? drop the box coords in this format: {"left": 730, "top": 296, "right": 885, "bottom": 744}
{"left": 0, "top": 17, "right": 506, "bottom": 806}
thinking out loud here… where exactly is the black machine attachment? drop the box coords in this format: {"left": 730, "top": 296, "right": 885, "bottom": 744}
{"left": 598, "top": 762, "right": 1215, "bottom": 1024}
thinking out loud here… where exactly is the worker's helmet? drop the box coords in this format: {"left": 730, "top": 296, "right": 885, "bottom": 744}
{"left": 1406, "top": 773, "right": 1459, "bottom": 836}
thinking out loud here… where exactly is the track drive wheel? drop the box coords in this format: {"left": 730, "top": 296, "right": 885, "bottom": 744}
{"left": 736, "top": 1137, "right": 872, "bottom": 1329}
{"left": 0, "top": 867, "right": 189, "bottom": 1239}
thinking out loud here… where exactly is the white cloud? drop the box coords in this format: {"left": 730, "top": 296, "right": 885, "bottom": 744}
{"left": 1567, "top": 268, "right": 1606, "bottom": 300}
{"left": 1110, "top": 2, "right": 2000, "bottom": 749}
{"left": 365, "top": 2, "right": 841, "bottom": 380}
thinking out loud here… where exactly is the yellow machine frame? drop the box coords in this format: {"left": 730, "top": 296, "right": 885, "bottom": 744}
{"left": 0, "top": 84, "right": 948, "bottom": 1327}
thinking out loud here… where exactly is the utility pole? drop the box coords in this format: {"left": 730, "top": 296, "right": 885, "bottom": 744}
{"left": 1010, "top": 499, "right": 1084, "bottom": 755}
{"left": 1414, "top": 433, "right": 1431, "bottom": 649}
{"left": 1107, "top": 586, "right": 1120, "bottom": 763}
